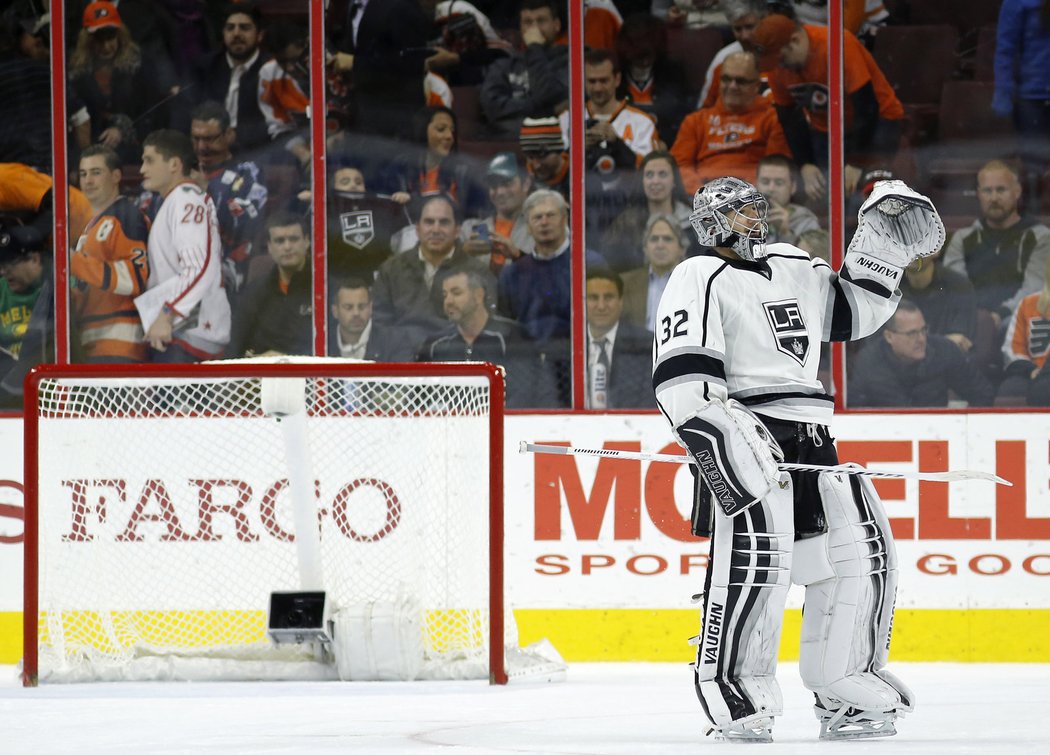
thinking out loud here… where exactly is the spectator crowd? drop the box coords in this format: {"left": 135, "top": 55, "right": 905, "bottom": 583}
{"left": 0, "top": 0, "right": 1048, "bottom": 410}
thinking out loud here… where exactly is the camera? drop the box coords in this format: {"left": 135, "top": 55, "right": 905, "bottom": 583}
{"left": 585, "top": 118, "right": 616, "bottom": 176}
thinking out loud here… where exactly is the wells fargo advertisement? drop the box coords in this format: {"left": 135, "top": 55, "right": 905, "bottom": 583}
{"left": 2, "top": 413, "right": 1048, "bottom": 665}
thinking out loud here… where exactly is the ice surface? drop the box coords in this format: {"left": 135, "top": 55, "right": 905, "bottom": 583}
{"left": 2, "top": 662, "right": 1048, "bottom": 753}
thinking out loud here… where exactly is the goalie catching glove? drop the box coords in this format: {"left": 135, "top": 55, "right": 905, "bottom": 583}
{"left": 674, "top": 399, "right": 785, "bottom": 517}
{"left": 845, "top": 180, "right": 945, "bottom": 292}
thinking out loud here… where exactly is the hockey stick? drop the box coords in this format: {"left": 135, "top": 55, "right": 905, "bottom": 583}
{"left": 519, "top": 442, "right": 1012, "bottom": 486}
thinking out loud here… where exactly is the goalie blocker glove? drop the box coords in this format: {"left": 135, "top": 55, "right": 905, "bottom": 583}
{"left": 674, "top": 399, "right": 784, "bottom": 517}
{"left": 845, "top": 180, "right": 946, "bottom": 293}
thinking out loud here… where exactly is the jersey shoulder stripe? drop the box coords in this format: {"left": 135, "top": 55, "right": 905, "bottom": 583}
{"left": 653, "top": 350, "right": 727, "bottom": 393}
{"left": 104, "top": 197, "right": 150, "bottom": 241}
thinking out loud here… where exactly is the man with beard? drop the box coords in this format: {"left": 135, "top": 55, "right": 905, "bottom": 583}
{"left": 193, "top": 2, "right": 269, "bottom": 155}
{"left": 942, "top": 160, "right": 1050, "bottom": 333}
{"left": 418, "top": 269, "right": 548, "bottom": 406}
{"left": 519, "top": 116, "right": 569, "bottom": 199}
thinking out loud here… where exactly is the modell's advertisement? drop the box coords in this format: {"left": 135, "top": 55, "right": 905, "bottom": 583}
{"left": 2, "top": 413, "right": 1048, "bottom": 662}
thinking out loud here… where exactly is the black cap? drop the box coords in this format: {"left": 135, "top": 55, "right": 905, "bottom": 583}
{"left": 0, "top": 224, "right": 45, "bottom": 265}
{"left": 861, "top": 168, "right": 895, "bottom": 198}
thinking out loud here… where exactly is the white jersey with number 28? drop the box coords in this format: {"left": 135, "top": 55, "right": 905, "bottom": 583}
{"left": 139, "top": 181, "right": 231, "bottom": 352}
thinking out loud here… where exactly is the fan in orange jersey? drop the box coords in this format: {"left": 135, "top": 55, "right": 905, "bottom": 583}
{"left": 753, "top": 13, "right": 904, "bottom": 201}
{"left": 0, "top": 162, "right": 93, "bottom": 244}
{"left": 558, "top": 48, "right": 660, "bottom": 168}
{"left": 670, "top": 52, "right": 791, "bottom": 194}
{"left": 1000, "top": 256, "right": 1050, "bottom": 404}
{"left": 71, "top": 145, "right": 150, "bottom": 362}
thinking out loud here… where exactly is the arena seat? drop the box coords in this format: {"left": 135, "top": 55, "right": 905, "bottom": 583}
{"left": 972, "top": 24, "right": 997, "bottom": 82}
{"left": 665, "top": 26, "right": 725, "bottom": 98}
{"left": 909, "top": 0, "right": 1003, "bottom": 36}
{"left": 873, "top": 25, "right": 959, "bottom": 107}
{"left": 451, "top": 85, "right": 484, "bottom": 143}
{"left": 923, "top": 81, "right": 1014, "bottom": 212}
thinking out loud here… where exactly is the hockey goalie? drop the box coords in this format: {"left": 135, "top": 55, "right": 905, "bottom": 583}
{"left": 652, "top": 176, "right": 944, "bottom": 741}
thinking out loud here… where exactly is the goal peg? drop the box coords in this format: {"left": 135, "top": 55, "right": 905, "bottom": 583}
{"left": 267, "top": 591, "right": 333, "bottom": 645}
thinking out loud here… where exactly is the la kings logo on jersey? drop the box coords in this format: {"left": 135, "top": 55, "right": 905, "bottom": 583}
{"left": 340, "top": 211, "right": 374, "bottom": 250}
{"left": 763, "top": 299, "right": 809, "bottom": 366}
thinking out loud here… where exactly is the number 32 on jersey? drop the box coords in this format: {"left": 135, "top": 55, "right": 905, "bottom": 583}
{"left": 659, "top": 309, "right": 688, "bottom": 345}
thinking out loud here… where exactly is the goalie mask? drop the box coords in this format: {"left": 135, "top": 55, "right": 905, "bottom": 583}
{"left": 689, "top": 177, "right": 769, "bottom": 261}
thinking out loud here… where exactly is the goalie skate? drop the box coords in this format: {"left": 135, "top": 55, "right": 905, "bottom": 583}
{"left": 814, "top": 696, "right": 902, "bottom": 741}
{"left": 704, "top": 714, "right": 774, "bottom": 743}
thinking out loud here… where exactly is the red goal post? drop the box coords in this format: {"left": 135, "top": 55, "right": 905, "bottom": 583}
{"left": 21, "top": 360, "right": 560, "bottom": 686}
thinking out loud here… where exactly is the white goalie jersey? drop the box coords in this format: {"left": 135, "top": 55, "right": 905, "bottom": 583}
{"left": 653, "top": 243, "right": 900, "bottom": 428}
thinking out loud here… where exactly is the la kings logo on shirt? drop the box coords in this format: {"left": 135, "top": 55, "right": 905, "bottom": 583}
{"left": 340, "top": 211, "right": 375, "bottom": 250}
{"left": 763, "top": 299, "right": 809, "bottom": 366}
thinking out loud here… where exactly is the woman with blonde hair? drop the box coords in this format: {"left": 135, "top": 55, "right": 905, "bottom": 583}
{"left": 69, "top": 1, "right": 174, "bottom": 163}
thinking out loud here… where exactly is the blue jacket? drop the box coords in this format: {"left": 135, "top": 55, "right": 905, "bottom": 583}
{"left": 994, "top": 0, "right": 1050, "bottom": 112}
{"left": 497, "top": 244, "right": 606, "bottom": 344}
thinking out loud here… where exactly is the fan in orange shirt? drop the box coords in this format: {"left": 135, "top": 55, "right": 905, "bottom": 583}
{"left": 752, "top": 14, "right": 904, "bottom": 201}
{"left": 670, "top": 52, "right": 791, "bottom": 194}
{"left": 0, "top": 163, "right": 92, "bottom": 244}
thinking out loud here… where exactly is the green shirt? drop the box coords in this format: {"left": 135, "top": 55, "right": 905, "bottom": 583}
{"left": 0, "top": 278, "right": 42, "bottom": 357}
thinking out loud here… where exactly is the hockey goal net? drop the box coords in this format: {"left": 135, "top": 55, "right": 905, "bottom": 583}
{"left": 22, "top": 360, "right": 562, "bottom": 685}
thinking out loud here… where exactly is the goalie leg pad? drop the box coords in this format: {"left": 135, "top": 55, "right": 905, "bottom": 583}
{"left": 675, "top": 399, "right": 785, "bottom": 518}
{"left": 693, "top": 482, "right": 793, "bottom": 733}
{"left": 797, "top": 470, "right": 912, "bottom": 721}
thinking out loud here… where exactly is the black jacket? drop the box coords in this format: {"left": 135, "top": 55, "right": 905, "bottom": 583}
{"left": 899, "top": 264, "right": 977, "bottom": 342}
{"left": 194, "top": 49, "right": 269, "bottom": 156}
{"left": 848, "top": 335, "right": 994, "bottom": 408}
{"left": 417, "top": 314, "right": 557, "bottom": 407}
{"left": 327, "top": 320, "right": 422, "bottom": 362}
{"left": 226, "top": 264, "right": 312, "bottom": 358}
{"left": 480, "top": 43, "right": 570, "bottom": 138}
{"left": 328, "top": 0, "right": 432, "bottom": 138}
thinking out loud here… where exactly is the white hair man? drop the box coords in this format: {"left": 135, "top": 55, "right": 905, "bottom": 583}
{"left": 653, "top": 175, "right": 945, "bottom": 741}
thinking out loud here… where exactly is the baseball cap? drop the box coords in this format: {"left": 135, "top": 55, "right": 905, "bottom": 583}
{"left": 860, "top": 168, "right": 895, "bottom": 198}
{"left": 486, "top": 152, "right": 524, "bottom": 182}
{"left": 0, "top": 224, "right": 45, "bottom": 265}
{"left": 83, "top": 1, "right": 122, "bottom": 32}
{"left": 519, "top": 117, "right": 565, "bottom": 155}
{"left": 752, "top": 13, "right": 797, "bottom": 70}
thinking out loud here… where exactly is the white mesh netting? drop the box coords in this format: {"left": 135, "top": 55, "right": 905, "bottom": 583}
{"left": 30, "top": 366, "right": 562, "bottom": 683}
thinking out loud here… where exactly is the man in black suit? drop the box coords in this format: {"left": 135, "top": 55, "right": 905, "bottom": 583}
{"left": 585, "top": 268, "right": 656, "bottom": 410}
{"left": 326, "top": 0, "right": 432, "bottom": 138}
{"left": 192, "top": 2, "right": 269, "bottom": 157}
{"left": 328, "top": 278, "right": 421, "bottom": 361}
